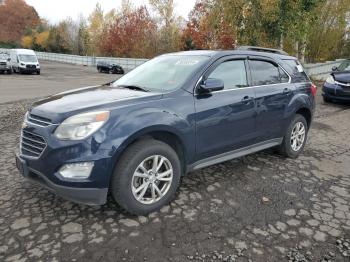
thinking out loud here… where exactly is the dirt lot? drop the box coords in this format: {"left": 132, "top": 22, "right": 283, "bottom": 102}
{"left": 0, "top": 62, "right": 350, "bottom": 262}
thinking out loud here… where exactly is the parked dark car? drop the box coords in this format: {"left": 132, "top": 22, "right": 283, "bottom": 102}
{"left": 16, "top": 48, "right": 316, "bottom": 215}
{"left": 0, "top": 52, "right": 12, "bottom": 74}
{"left": 97, "top": 61, "right": 124, "bottom": 74}
{"left": 322, "top": 59, "right": 350, "bottom": 102}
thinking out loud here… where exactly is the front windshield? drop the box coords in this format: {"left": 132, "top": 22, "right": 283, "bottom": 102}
{"left": 338, "top": 60, "right": 350, "bottom": 71}
{"left": 112, "top": 55, "right": 210, "bottom": 92}
{"left": 19, "top": 54, "right": 38, "bottom": 63}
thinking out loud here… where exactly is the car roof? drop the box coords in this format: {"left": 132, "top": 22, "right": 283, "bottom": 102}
{"left": 11, "top": 49, "right": 36, "bottom": 55}
{"left": 166, "top": 49, "right": 297, "bottom": 60}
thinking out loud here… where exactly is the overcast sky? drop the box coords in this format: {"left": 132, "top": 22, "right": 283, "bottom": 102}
{"left": 25, "top": 0, "right": 196, "bottom": 24}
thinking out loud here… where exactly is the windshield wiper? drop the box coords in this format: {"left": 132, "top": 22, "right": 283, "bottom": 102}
{"left": 116, "top": 84, "right": 150, "bottom": 92}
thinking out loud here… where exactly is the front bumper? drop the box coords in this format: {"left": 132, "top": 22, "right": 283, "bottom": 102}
{"left": 323, "top": 82, "right": 350, "bottom": 101}
{"left": 15, "top": 152, "right": 108, "bottom": 205}
{"left": 19, "top": 67, "right": 40, "bottom": 73}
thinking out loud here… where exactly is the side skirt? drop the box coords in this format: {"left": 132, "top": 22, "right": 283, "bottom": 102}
{"left": 188, "top": 138, "right": 283, "bottom": 171}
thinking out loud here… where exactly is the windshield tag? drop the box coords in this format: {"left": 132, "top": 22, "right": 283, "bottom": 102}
{"left": 175, "top": 59, "right": 199, "bottom": 66}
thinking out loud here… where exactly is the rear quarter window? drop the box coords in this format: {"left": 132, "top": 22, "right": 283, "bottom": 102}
{"left": 283, "top": 59, "right": 310, "bottom": 82}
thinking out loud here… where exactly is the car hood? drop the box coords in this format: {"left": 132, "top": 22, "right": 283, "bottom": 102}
{"left": 332, "top": 71, "right": 350, "bottom": 83}
{"left": 30, "top": 84, "right": 162, "bottom": 122}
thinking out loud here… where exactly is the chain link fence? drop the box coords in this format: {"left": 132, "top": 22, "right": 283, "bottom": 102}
{"left": 0, "top": 48, "right": 148, "bottom": 71}
{"left": 0, "top": 48, "right": 345, "bottom": 79}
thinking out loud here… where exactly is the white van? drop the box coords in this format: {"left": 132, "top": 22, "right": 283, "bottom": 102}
{"left": 10, "top": 49, "right": 40, "bottom": 75}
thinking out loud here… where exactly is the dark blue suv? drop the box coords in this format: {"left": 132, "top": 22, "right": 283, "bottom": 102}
{"left": 16, "top": 48, "right": 316, "bottom": 215}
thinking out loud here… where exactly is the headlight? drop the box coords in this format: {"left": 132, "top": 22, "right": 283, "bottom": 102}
{"left": 326, "top": 75, "right": 335, "bottom": 85}
{"left": 54, "top": 111, "right": 110, "bottom": 140}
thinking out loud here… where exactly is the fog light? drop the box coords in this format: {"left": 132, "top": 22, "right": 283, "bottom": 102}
{"left": 59, "top": 162, "right": 94, "bottom": 179}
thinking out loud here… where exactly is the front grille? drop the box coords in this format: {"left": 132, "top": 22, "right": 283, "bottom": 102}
{"left": 0, "top": 62, "right": 6, "bottom": 66}
{"left": 27, "top": 113, "right": 52, "bottom": 127}
{"left": 26, "top": 65, "right": 36, "bottom": 69}
{"left": 21, "top": 130, "right": 47, "bottom": 158}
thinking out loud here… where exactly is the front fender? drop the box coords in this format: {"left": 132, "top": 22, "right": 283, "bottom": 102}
{"left": 103, "top": 107, "right": 195, "bottom": 167}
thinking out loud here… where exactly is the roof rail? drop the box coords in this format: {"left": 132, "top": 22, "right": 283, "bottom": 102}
{"left": 237, "top": 46, "right": 288, "bottom": 56}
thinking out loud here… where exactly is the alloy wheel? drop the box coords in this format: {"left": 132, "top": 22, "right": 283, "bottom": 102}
{"left": 290, "top": 122, "right": 306, "bottom": 152}
{"left": 131, "top": 155, "right": 173, "bottom": 204}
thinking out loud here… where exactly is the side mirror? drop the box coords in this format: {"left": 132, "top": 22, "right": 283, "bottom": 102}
{"left": 200, "top": 78, "right": 224, "bottom": 93}
{"left": 7, "top": 58, "right": 10, "bottom": 62}
{"left": 332, "top": 66, "right": 338, "bottom": 71}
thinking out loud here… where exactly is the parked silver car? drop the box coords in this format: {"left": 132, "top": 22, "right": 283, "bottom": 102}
{"left": 0, "top": 52, "right": 12, "bottom": 74}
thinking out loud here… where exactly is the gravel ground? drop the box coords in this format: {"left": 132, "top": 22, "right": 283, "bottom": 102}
{"left": 0, "top": 78, "right": 350, "bottom": 262}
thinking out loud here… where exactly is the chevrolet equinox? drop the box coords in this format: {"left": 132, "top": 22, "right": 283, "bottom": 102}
{"left": 16, "top": 48, "right": 316, "bottom": 215}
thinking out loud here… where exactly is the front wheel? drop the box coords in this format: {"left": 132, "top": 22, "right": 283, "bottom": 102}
{"left": 111, "top": 139, "right": 181, "bottom": 215}
{"left": 277, "top": 114, "right": 308, "bottom": 158}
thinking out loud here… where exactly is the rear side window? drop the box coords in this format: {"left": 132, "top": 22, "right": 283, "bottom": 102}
{"left": 208, "top": 60, "right": 248, "bottom": 89}
{"left": 249, "top": 60, "right": 282, "bottom": 85}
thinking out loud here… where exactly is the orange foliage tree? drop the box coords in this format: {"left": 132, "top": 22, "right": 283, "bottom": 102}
{"left": 181, "top": 0, "right": 236, "bottom": 50}
{"left": 0, "top": 0, "right": 40, "bottom": 44}
{"left": 99, "top": 6, "right": 157, "bottom": 58}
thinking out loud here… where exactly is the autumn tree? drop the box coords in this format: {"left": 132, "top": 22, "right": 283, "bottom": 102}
{"left": 100, "top": 6, "right": 157, "bottom": 58}
{"left": 181, "top": 0, "right": 236, "bottom": 50}
{"left": 306, "top": 0, "right": 350, "bottom": 62}
{"left": 0, "top": 0, "right": 40, "bottom": 46}
{"left": 150, "top": 0, "right": 182, "bottom": 53}
{"left": 87, "top": 3, "right": 105, "bottom": 55}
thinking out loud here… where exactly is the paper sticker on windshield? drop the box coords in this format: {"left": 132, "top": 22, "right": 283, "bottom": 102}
{"left": 175, "top": 59, "right": 199, "bottom": 66}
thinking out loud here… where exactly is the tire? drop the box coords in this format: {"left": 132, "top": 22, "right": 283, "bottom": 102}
{"left": 111, "top": 139, "right": 182, "bottom": 215}
{"left": 323, "top": 96, "right": 331, "bottom": 103}
{"left": 109, "top": 69, "right": 113, "bottom": 74}
{"left": 37, "top": 70, "right": 40, "bottom": 75}
{"left": 277, "top": 114, "right": 308, "bottom": 158}
{"left": 7, "top": 69, "right": 12, "bottom": 74}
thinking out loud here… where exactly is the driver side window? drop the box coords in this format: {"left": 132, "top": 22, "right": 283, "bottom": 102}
{"left": 208, "top": 60, "right": 248, "bottom": 90}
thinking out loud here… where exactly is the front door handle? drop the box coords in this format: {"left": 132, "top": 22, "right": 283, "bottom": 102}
{"left": 283, "top": 88, "right": 292, "bottom": 94}
{"left": 241, "top": 96, "right": 254, "bottom": 104}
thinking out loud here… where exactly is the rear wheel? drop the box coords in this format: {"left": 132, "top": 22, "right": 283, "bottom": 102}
{"left": 278, "top": 114, "right": 308, "bottom": 158}
{"left": 111, "top": 139, "right": 182, "bottom": 215}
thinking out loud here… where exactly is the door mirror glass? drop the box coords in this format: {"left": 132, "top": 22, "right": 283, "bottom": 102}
{"left": 332, "top": 66, "right": 338, "bottom": 71}
{"left": 200, "top": 78, "right": 224, "bottom": 93}
{"left": 7, "top": 58, "right": 10, "bottom": 62}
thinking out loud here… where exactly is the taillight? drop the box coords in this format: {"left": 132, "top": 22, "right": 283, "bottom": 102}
{"left": 311, "top": 83, "right": 317, "bottom": 97}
